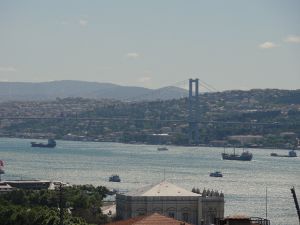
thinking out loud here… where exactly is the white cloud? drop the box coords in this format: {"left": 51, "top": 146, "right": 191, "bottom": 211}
{"left": 126, "top": 52, "right": 140, "bottom": 59}
{"left": 259, "top": 41, "right": 278, "bottom": 49}
{"left": 79, "top": 19, "right": 88, "bottom": 27}
{"left": 284, "top": 35, "right": 300, "bottom": 43}
{"left": 0, "top": 66, "right": 17, "bottom": 72}
{"left": 138, "top": 76, "right": 152, "bottom": 83}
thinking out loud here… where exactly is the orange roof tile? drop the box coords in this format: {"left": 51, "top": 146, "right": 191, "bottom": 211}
{"left": 107, "top": 213, "right": 193, "bottom": 225}
{"left": 106, "top": 216, "right": 146, "bottom": 225}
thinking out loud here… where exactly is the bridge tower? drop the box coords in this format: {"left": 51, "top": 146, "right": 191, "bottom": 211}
{"left": 188, "top": 78, "right": 200, "bottom": 145}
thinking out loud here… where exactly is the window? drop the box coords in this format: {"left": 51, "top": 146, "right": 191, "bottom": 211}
{"left": 136, "top": 208, "right": 146, "bottom": 216}
{"left": 182, "top": 212, "right": 189, "bottom": 222}
{"left": 168, "top": 212, "right": 175, "bottom": 218}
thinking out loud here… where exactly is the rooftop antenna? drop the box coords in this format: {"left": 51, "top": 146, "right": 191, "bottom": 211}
{"left": 58, "top": 183, "right": 64, "bottom": 225}
{"left": 266, "top": 187, "right": 268, "bottom": 219}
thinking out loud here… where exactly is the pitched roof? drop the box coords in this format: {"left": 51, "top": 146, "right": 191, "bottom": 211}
{"left": 107, "top": 213, "right": 193, "bottom": 225}
{"left": 126, "top": 181, "right": 200, "bottom": 197}
{"left": 106, "top": 216, "right": 146, "bottom": 225}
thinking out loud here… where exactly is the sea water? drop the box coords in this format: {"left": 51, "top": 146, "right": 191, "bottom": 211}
{"left": 0, "top": 138, "right": 299, "bottom": 225}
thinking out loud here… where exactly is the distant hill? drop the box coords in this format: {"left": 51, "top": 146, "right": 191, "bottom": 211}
{"left": 0, "top": 80, "right": 188, "bottom": 102}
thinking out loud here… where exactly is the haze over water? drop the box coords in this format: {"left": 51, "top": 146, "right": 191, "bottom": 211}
{"left": 0, "top": 138, "right": 299, "bottom": 225}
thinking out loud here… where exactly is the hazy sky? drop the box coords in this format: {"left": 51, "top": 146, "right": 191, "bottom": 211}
{"left": 0, "top": 0, "right": 299, "bottom": 90}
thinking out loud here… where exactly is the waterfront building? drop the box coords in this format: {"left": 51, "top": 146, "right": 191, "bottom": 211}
{"left": 3, "top": 180, "right": 51, "bottom": 190}
{"left": 0, "top": 182, "right": 15, "bottom": 193}
{"left": 116, "top": 181, "right": 224, "bottom": 225}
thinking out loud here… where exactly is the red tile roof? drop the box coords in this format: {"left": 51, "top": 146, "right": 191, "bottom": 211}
{"left": 107, "top": 213, "right": 193, "bottom": 225}
{"left": 106, "top": 216, "right": 146, "bottom": 225}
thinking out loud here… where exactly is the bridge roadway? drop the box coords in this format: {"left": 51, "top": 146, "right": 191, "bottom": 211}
{"left": 0, "top": 116, "right": 296, "bottom": 126}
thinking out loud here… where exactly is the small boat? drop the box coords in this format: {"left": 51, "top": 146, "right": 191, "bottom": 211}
{"left": 270, "top": 150, "right": 297, "bottom": 157}
{"left": 109, "top": 175, "right": 121, "bottom": 182}
{"left": 31, "top": 139, "right": 56, "bottom": 148}
{"left": 222, "top": 147, "right": 253, "bottom": 161}
{"left": 157, "top": 147, "right": 168, "bottom": 151}
{"left": 210, "top": 171, "right": 223, "bottom": 177}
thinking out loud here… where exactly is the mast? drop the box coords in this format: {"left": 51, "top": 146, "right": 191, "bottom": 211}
{"left": 0, "top": 160, "right": 4, "bottom": 182}
{"left": 291, "top": 187, "right": 300, "bottom": 224}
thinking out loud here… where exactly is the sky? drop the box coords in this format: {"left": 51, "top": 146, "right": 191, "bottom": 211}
{"left": 0, "top": 0, "right": 299, "bottom": 91}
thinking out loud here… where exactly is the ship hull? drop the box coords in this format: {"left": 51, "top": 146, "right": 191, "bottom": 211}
{"left": 31, "top": 139, "right": 56, "bottom": 148}
{"left": 222, "top": 153, "right": 252, "bottom": 161}
{"left": 270, "top": 154, "right": 297, "bottom": 157}
{"left": 31, "top": 143, "right": 56, "bottom": 148}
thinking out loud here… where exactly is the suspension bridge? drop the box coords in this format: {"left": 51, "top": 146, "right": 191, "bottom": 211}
{"left": 0, "top": 78, "right": 298, "bottom": 145}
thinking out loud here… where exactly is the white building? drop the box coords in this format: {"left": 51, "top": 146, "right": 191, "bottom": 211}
{"left": 0, "top": 182, "right": 14, "bottom": 193}
{"left": 116, "top": 181, "right": 224, "bottom": 225}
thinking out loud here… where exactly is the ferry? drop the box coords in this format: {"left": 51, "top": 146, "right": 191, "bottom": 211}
{"left": 109, "top": 175, "right": 121, "bottom": 182}
{"left": 209, "top": 171, "right": 223, "bottom": 177}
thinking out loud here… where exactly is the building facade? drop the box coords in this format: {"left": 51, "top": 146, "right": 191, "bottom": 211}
{"left": 116, "top": 181, "right": 224, "bottom": 225}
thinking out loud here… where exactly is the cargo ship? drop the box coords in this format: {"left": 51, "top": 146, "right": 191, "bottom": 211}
{"left": 270, "top": 149, "right": 297, "bottom": 157}
{"left": 31, "top": 139, "right": 56, "bottom": 148}
{"left": 222, "top": 148, "right": 253, "bottom": 161}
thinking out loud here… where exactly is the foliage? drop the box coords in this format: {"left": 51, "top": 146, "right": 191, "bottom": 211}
{"left": 0, "top": 204, "right": 90, "bottom": 225}
{"left": 0, "top": 185, "right": 109, "bottom": 225}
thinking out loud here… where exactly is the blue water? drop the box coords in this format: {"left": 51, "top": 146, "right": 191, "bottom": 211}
{"left": 0, "top": 138, "right": 299, "bottom": 225}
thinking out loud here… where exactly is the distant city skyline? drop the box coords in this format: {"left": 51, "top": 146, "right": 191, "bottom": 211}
{"left": 0, "top": 0, "right": 299, "bottom": 90}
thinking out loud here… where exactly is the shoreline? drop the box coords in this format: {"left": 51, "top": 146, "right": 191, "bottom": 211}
{"left": 0, "top": 135, "right": 298, "bottom": 151}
